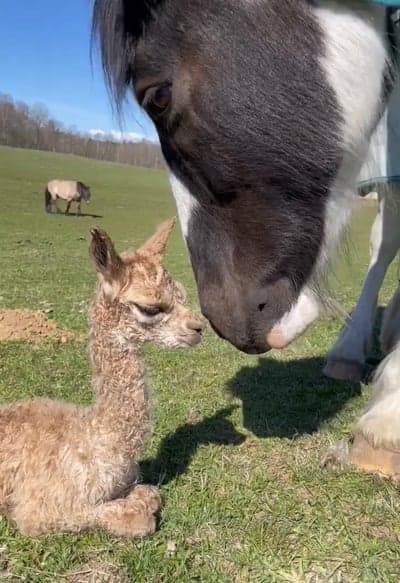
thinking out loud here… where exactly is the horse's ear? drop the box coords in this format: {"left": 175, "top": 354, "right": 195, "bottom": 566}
{"left": 89, "top": 228, "right": 123, "bottom": 280}
{"left": 137, "top": 218, "right": 176, "bottom": 260}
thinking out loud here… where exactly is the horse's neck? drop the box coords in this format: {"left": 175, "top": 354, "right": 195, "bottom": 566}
{"left": 315, "top": 1, "right": 388, "bottom": 71}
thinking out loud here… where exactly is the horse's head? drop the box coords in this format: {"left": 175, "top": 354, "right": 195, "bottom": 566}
{"left": 93, "top": 0, "right": 387, "bottom": 353}
{"left": 80, "top": 183, "right": 91, "bottom": 203}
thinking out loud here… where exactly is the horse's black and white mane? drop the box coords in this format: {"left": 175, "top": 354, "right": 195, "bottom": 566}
{"left": 93, "top": 1, "right": 400, "bottom": 469}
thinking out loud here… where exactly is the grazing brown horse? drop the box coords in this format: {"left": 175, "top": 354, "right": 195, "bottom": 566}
{"left": 44, "top": 180, "right": 91, "bottom": 214}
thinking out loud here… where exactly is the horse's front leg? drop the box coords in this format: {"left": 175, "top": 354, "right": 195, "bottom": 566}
{"left": 324, "top": 332, "right": 400, "bottom": 480}
{"left": 65, "top": 201, "right": 71, "bottom": 214}
{"left": 77, "top": 201, "right": 82, "bottom": 215}
{"left": 324, "top": 188, "right": 400, "bottom": 382}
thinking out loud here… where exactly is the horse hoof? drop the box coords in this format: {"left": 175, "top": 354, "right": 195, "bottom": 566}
{"left": 322, "top": 434, "right": 400, "bottom": 480}
{"left": 323, "top": 359, "right": 364, "bottom": 382}
{"left": 348, "top": 433, "right": 400, "bottom": 479}
{"left": 321, "top": 439, "right": 351, "bottom": 470}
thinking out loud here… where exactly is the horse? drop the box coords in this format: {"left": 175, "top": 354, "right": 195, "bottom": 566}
{"left": 93, "top": 0, "right": 400, "bottom": 477}
{"left": 44, "top": 180, "right": 91, "bottom": 214}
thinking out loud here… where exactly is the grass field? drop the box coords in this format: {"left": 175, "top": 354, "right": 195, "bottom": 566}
{"left": 0, "top": 145, "right": 399, "bottom": 582}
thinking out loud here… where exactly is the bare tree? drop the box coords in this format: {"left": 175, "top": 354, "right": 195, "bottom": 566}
{"left": 0, "top": 95, "right": 163, "bottom": 169}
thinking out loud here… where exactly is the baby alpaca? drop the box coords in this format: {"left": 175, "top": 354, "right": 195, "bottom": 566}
{"left": 0, "top": 219, "right": 203, "bottom": 536}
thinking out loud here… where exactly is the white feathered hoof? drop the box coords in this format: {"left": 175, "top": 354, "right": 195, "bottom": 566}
{"left": 348, "top": 432, "right": 400, "bottom": 480}
{"left": 321, "top": 434, "right": 400, "bottom": 480}
{"left": 321, "top": 439, "right": 351, "bottom": 470}
{"left": 323, "top": 359, "right": 364, "bottom": 382}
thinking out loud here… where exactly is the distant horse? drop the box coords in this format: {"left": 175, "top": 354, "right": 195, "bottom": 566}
{"left": 44, "top": 180, "right": 91, "bottom": 214}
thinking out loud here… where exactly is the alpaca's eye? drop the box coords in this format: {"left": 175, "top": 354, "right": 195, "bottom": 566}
{"left": 143, "top": 84, "right": 171, "bottom": 117}
{"left": 134, "top": 304, "right": 162, "bottom": 317}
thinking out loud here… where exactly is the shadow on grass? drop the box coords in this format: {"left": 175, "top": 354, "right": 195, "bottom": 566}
{"left": 60, "top": 212, "right": 103, "bottom": 219}
{"left": 142, "top": 307, "right": 390, "bottom": 483}
{"left": 227, "top": 356, "right": 361, "bottom": 439}
{"left": 141, "top": 406, "right": 245, "bottom": 485}
{"left": 227, "top": 305, "right": 392, "bottom": 438}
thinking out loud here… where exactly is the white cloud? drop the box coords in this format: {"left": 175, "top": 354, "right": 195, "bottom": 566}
{"left": 88, "top": 128, "right": 155, "bottom": 143}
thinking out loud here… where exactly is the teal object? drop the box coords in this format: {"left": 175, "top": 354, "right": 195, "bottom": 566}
{"left": 371, "top": 1, "right": 400, "bottom": 5}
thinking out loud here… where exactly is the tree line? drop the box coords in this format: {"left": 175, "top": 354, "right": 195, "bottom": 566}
{"left": 0, "top": 94, "right": 164, "bottom": 169}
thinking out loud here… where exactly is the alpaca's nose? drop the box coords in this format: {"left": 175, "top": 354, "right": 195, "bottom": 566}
{"left": 187, "top": 318, "right": 204, "bottom": 334}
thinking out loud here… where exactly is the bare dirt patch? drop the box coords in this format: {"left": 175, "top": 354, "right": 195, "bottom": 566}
{"left": 0, "top": 309, "right": 75, "bottom": 343}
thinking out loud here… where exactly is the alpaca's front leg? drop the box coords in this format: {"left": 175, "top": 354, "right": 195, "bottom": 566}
{"left": 11, "top": 485, "right": 160, "bottom": 536}
{"left": 95, "top": 485, "right": 161, "bottom": 537}
{"left": 11, "top": 503, "right": 99, "bottom": 536}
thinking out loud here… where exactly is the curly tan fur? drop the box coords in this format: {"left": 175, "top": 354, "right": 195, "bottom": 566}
{"left": 0, "top": 219, "right": 203, "bottom": 536}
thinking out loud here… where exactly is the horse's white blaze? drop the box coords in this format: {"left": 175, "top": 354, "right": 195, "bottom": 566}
{"left": 267, "top": 288, "right": 320, "bottom": 349}
{"left": 168, "top": 173, "right": 199, "bottom": 239}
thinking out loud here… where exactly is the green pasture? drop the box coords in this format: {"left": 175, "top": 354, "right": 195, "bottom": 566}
{"left": 0, "top": 145, "right": 399, "bottom": 582}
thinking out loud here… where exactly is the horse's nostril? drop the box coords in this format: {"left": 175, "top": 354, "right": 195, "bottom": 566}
{"left": 258, "top": 303, "right": 266, "bottom": 312}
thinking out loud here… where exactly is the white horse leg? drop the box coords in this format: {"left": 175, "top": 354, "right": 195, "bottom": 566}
{"left": 323, "top": 335, "right": 400, "bottom": 478}
{"left": 355, "top": 340, "right": 400, "bottom": 449}
{"left": 324, "top": 187, "right": 400, "bottom": 381}
{"left": 335, "top": 339, "right": 400, "bottom": 479}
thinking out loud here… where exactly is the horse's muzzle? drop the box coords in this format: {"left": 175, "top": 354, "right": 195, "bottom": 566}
{"left": 266, "top": 327, "right": 291, "bottom": 349}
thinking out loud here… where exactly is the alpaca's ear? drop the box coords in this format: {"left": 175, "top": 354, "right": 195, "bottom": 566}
{"left": 138, "top": 218, "right": 175, "bottom": 260}
{"left": 89, "top": 228, "right": 123, "bottom": 281}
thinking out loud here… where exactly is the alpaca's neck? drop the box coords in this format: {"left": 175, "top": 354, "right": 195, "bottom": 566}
{"left": 87, "top": 298, "right": 149, "bottom": 456}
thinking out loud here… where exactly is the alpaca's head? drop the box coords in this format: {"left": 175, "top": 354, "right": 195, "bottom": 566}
{"left": 89, "top": 220, "right": 203, "bottom": 348}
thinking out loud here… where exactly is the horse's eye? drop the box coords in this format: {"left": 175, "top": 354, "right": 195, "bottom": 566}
{"left": 134, "top": 303, "right": 163, "bottom": 317}
{"left": 143, "top": 84, "right": 171, "bottom": 117}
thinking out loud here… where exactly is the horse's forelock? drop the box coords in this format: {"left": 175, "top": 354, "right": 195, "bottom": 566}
{"left": 92, "top": 0, "right": 164, "bottom": 107}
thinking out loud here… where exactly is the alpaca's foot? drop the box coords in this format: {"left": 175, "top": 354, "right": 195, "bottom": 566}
{"left": 12, "top": 506, "right": 95, "bottom": 536}
{"left": 321, "top": 434, "right": 400, "bottom": 480}
{"left": 97, "top": 485, "right": 161, "bottom": 538}
{"left": 127, "top": 484, "right": 161, "bottom": 514}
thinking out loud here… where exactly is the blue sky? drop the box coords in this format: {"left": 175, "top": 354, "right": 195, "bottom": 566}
{"left": 0, "top": 0, "right": 158, "bottom": 142}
